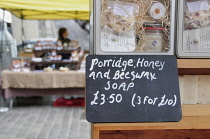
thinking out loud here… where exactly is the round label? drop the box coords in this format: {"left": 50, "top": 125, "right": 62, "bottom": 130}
{"left": 150, "top": 2, "right": 166, "bottom": 20}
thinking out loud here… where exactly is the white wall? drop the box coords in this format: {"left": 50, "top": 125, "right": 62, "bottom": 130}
{"left": 55, "top": 20, "right": 89, "bottom": 50}
{"left": 11, "top": 15, "right": 39, "bottom": 44}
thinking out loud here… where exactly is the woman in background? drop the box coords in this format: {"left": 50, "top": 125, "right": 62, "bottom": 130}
{"left": 57, "top": 28, "right": 72, "bottom": 59}
{"left": 58, "top": 28, "right": 71, "bottom": 45}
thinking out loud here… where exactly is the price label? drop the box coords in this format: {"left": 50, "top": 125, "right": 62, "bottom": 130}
{"left": 86, "top": 55, "right": 182, "bottom": 123}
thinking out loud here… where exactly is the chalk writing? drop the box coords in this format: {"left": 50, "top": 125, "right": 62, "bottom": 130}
{"left": 86, "top": 55, "right": 181, "bottom": 123}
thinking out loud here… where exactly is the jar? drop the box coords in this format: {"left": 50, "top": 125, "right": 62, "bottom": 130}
{"left": 143, "top": 26, "right": 164, "bottom": 52}
{"left": 63, "top": 43, "right": 68, "bottom": 49}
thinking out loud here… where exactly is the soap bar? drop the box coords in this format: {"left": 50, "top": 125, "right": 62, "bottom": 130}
{"left": 197, "top": 75, "right": 210, "bottom": 104}
{"left": 179, "top": 76, "right": 184, "bottom": 104}
{"left": 183, "top": 75, "right": 198, "bottom": 104}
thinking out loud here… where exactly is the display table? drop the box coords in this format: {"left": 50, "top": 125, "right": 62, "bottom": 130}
{"left": 1, "top": 70, "right": 85, "bottom": 99}
{"left": 2, "top": 70, "right": 85, "bottom": 89}
{"left": 92, "top": 105, "right": 210, "bottom": 139}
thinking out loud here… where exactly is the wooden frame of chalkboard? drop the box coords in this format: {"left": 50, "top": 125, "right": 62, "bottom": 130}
{"left": 86, "top": 55, "right": 182, "bottom": 123}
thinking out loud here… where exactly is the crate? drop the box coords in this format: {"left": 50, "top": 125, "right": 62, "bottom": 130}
{"left": 53, "top": 97, "right": 85, "bottom": 107}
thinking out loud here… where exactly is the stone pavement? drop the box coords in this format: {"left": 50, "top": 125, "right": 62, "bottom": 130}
{"left": 0, "top": 106, "right": 90, "bottom": 139}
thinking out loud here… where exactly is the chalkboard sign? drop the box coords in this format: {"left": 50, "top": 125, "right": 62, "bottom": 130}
{"left": 86, "top": 55, "right": 182, "bottom": 123}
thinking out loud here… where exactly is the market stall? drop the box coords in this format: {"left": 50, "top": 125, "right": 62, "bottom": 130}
{"left": 0, "top": 0, "right": 89, "bottom": 108}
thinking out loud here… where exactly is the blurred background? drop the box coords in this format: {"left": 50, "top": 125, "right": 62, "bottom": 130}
{"left": 0, "top": 0, "right": 90, "bottom": 138}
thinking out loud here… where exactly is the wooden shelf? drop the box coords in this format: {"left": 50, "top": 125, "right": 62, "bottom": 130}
{"left": 30, "top": 61, "right": 79, "bottom": 65}
{"left": 30, "top": 61, "right": 79, "bottom": 71}
{"left": 178, "top": 59, "right": 210, "bottom": 75}
{"left": 33, "top": 47, "right": 80, "bottom": 57}
{"left": 92, "top": 104, "right": 210, "bottom": 139}
{"left": 30, "top": 54, "right": 84, "bottom": 71}
{"left": 178, "top": 59, "right": 210, "bottom": 69}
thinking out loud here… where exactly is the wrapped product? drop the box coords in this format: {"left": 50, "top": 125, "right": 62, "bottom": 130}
{"left": 184, "top": 0, "right": 210, "bottom": 30}
{"left": 100, "top": 0, "right": 139, "bottom": 52}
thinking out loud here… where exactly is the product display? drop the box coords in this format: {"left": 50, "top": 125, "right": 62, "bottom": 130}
{"left": 78, "top": 50, "right": 85, "bottom": 57}
{"left": 30, "top": 38, "right": 84, "bottom": 70}
{"left": 100, "top": 0, "right": 138, "bottom": 52}
{"left": 44, "top": 67, "right": 53, "bottom": 72}
{"left": 34, "top": 40, "right": 80, "bottom": 51}
{"left": 70, "top": 50, "right": 79, "bottom": 62}
{"left": 10, "top": 58, "right": 31, "bottom": 72}
{"left": 92, "top": 0, "right": 175, "bottom": 54}
{"left": 69, "top": 40, "right": 80, "bottom": 50}
{"left": 11, "top": 59, "right": 21, "bottom": 72}
{"left": 49, "top": 55, "right": 62, "bottom": 61}
{"left": 184, "top": 0, "right": 210, "bottom": 29}
{"left": 143, "top": 26, "right": 165, "bottom": 52}
{"left": 59, "top": 67, "right": 69, "bottom": 72}
{"left": 150, "top": 2, "right": 166, "bottom": 20}
{"left": 49, "top": 50, "right": 62, "bottom": 61}
{"left": 31, "top": 58, "right": 42, "bottom": 62}
{"left": 34, "top": 40, "right": 54, "bottom": 50}
{"left": 22, "top": 59, "right": 31, "bottom": 72}
{"left": 177, "top": 0, "right": 210, "bottom": 57}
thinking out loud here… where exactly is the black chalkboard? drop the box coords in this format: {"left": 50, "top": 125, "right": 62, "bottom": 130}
{"left": 86, "top": 55, "right": 182, "bottom": 123}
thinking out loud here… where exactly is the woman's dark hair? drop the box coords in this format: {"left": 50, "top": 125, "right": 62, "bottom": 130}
{"left": 58, "top": 28, "right": 67, "bottom": 38}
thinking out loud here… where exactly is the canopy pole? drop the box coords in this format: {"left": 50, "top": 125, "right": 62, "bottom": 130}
{"left": 0, "top": 9, "right": 5, "bottom": 73}
{"left": 0, "top": 9, "right": 9, "bottom": 112}
{"left": 21, "top": 10, "right": 25, "bottom": 47}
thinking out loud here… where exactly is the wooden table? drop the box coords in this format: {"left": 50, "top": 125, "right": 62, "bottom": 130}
{"left": 92, "top": 105, "right": 210, "bottom": 139}
{"left": 1, "top": 70, "right": 86, "bottom": 109}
